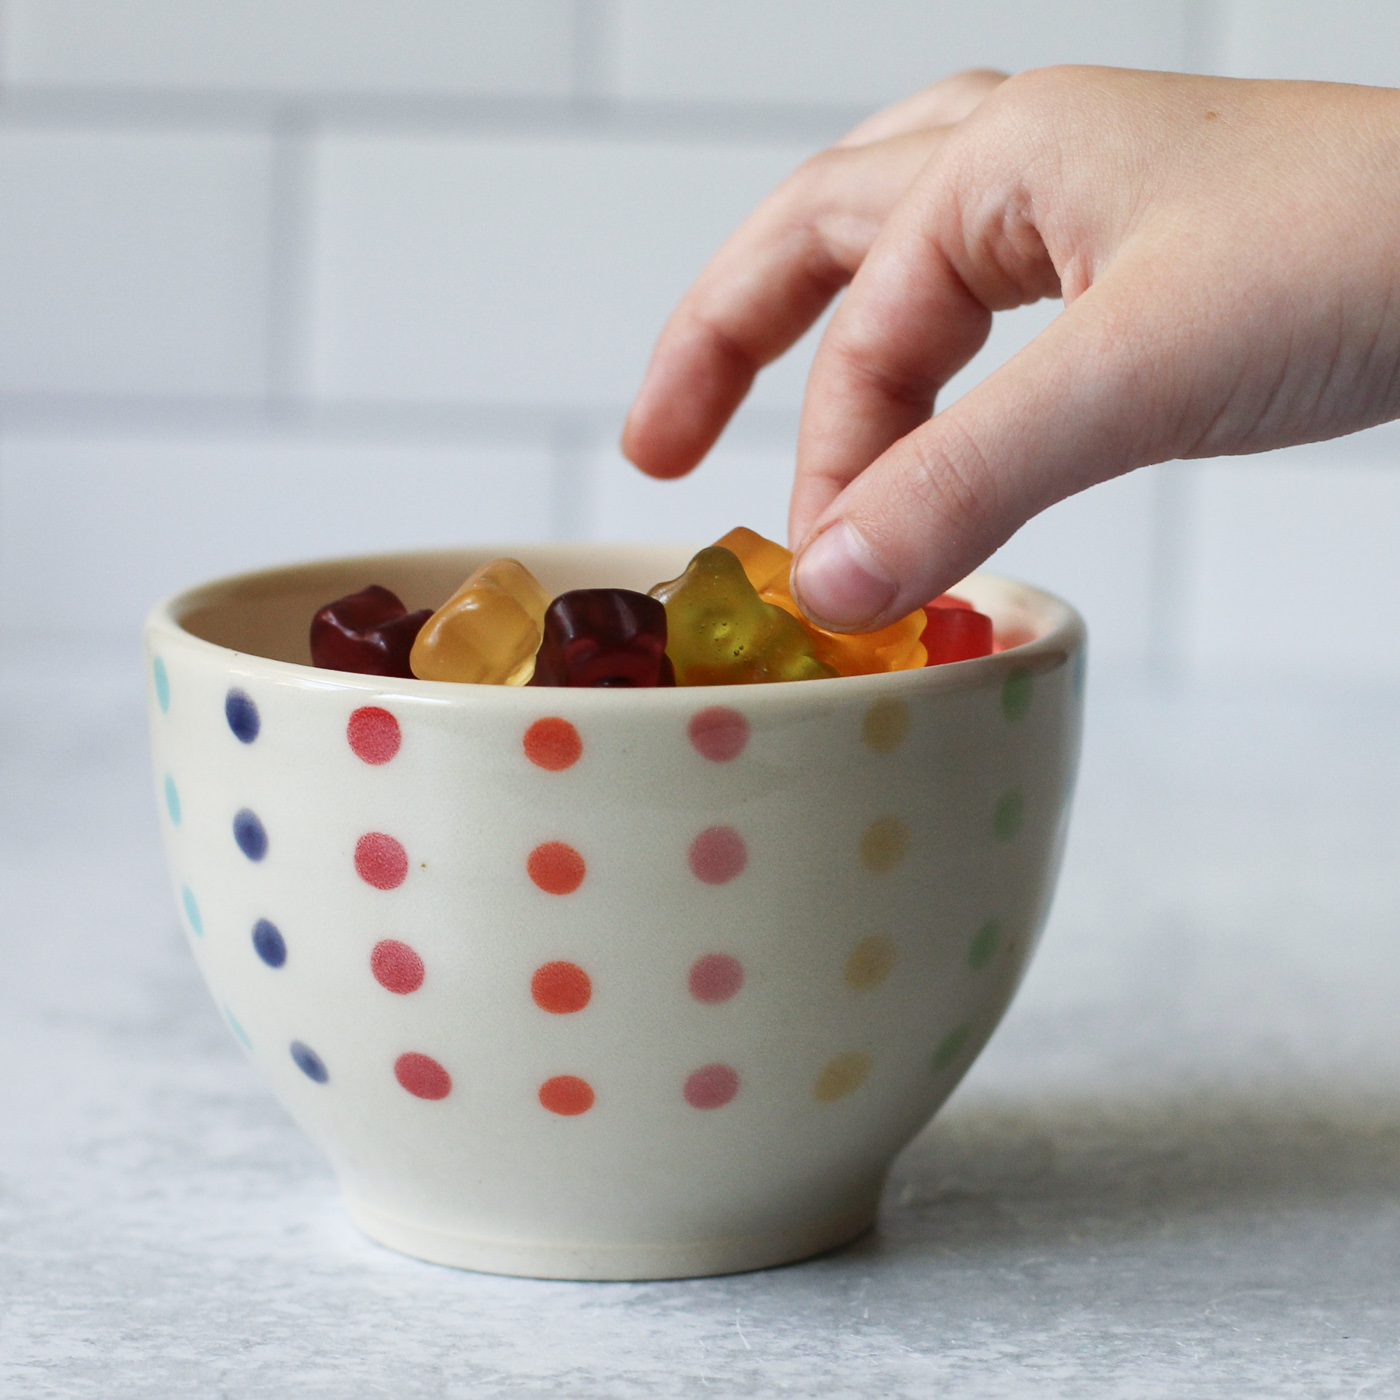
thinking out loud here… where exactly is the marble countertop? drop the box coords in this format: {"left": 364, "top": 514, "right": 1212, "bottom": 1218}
{"left": 4, "top": 647, "right": 1400, "bottom": 1398}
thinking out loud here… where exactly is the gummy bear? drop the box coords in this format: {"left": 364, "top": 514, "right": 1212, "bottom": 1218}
{"left": 649, "top": 546, "right": 837, "bottom": 686}
{"left": 310, "top": 585, "right": 431, "bottom": 678}
{"left": 715, "top": 527, "right": 927, "bottom": 675}
{"left": 528, "top": 589, "right": 676, "bottom": 687}
{"left": 920, "top": 601, "right": 994, "bottom": 664}
{"left": 410, "top": 558, "right": 550, "bottom": 685}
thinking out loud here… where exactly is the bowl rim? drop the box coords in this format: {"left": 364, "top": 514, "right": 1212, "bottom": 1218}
{"left": 144, "top": 543, "right": 1086, "bottom": 705}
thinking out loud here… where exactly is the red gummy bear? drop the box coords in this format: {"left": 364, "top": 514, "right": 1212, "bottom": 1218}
{"left": 310, "top": 585, "right": 431, "bottom": 678}
{"left": 921, "top": 597, "right": 994, "bottom": 665}
{"left": 528, "top": 589, "right": 675, "bottom": 687}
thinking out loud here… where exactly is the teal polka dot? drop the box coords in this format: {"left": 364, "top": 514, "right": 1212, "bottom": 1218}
{"left": 153, "top": 656, "right": 170, "bottom": 713}
{"left": 223, "top": 1005, "right": 252, "bottom": 1050}
{"left": 181, "top": 885, "right": 203, "bottom": 936}
{"left": 164, "top": 774, "right": 181, "bottom": 825}
{"left": 993, "top": 789, "right": 1024, "bottom": 841}
{"left": 933, "top": 1024, "right": 970, "bottom": 1071}
{"left": 1001, "top": 667, "right": 1033, "bottom": 721}
{"left": 1072, "top": 648, "right": 1087, "bottom": 698}
{"left": 969, "top": 919, "right": 1000, "bottom": 970}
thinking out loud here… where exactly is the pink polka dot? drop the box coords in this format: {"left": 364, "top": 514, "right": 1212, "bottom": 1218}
{"left": 347, "top": 706, "right": 401, "bottom": 764}
{"left": 394, "top": 1051, "right": 451, "bottom": 1100}
{"left": 371, "top": 939, "right": 424, "bottom": 994}
{"left": 688, "top": 826, "right": 747, "bottom": 885}
{"left": 688, "top": 952, "right": 743, "bottom": 1003}
{"left": 684, "top": 1063, "right": 739, "bottom": 1110}
{"left": 355, "top": 832, "right": 408, "bottom": 890}
{"left": 687, "top": 706, "right": 749, "bottom": 762}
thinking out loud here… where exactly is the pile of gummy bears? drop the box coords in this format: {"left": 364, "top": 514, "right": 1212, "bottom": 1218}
{"left": 309, "top": 527, "right": 997, "bottom": 687}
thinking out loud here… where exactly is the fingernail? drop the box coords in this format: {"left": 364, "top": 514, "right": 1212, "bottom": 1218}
{"left": 792, "top": 521, "right": 898, "bottom": 630}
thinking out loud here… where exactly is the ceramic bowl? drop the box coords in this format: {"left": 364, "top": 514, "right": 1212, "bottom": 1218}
{"left": 144, "top": 545, "right": 1084, "bottom": 1280}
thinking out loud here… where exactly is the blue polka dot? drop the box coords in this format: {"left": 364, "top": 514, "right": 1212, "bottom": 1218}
{"left": 224, "top": 1005, "right": 252, "bottom": 1050}
{"left": 181, "top": 885, "right": 203, "bottom": 935}
{"left": 233, "top": 808, "right": 268, "bottom": 861}
{"left": 291, "top": 1040, "right": 328, "bottom": 1084}
{"left": 164, "top": 774, "right": 181, "bottom": 825}
{"left": 153, "top": 657, "right": 170, "bottom": 713}
{"left": 252, "top": 918, "right": 286, "bottom": 968}
{"left": 225, "top": 688, "right": 260, "bottom": 744}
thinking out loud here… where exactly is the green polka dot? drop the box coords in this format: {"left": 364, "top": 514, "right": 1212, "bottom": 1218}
{"left": 1001, "top": 667, "right": 1033, "bottom": 721}
{"left": 181, "top": 885, "right": 202, "bottom": 936}
{"left": 153, "top": 656, "right": 170, "bottom": 713}
{"left": 993, "top": 789, "right": 1023, "bottom": 841}
{"left": 933, "top": 1024, "right": 970, "bottom": 1071}
{"left": 164, "top": 774, "right": 181, "bottom": 825}
{"left": 223, "top": 1004, "right": 251, "bottom": 1050}
{"left": 969, "top": 919, "right": 1000, "bottom": 970}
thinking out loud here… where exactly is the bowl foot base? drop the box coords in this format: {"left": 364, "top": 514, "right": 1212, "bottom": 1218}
{"left": 345, "top": 1190, "right": 882, "bottom": 1281}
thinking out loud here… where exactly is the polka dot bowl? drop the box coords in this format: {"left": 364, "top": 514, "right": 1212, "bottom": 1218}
{"left": 146, "top": 545, "right": 1084, "bottom": 1280}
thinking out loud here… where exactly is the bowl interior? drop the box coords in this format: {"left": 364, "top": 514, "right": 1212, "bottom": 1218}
{"left": 168, "top": 545, "right": 1064, "bottom": 668}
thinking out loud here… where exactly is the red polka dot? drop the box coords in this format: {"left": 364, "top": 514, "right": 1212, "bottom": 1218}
{"left": 531, "top": 960, "right": 591, "bottom": 1014}
{"left": 524, "top": 717, "right": 582, "bottom": 771}
{"left": 687, "top": 826, "right": 747, "bottom": 885}
{"left": 687, "top": 706, "right": 749, "bottom": 762}
{"left": 394, "top": 1052, "right": 451, "bottom": 1100}
{"left": 684, "top": 1063, "right": 739, "bottom": 1110}
{"left": 527, "top": 841, "right": 585, "bottom": 895}
{"left": 688, "top": 952, "right": 743, "bottom": 1003}
{"left": 355, "top": 832, "right": 408, "bottom": 890}
{"left": 347, "top": 706, "right": 401, "bottom": 764}
{"left": 371, "top": 939, "right": 424, "bottom": 994}
{"left": 539, "top": 1074, "right": 594, "bottom": 1116}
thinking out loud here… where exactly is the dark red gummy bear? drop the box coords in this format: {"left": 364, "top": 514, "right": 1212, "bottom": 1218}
{"left": 921, "top": 601, "right": 994, "bottom": 665}
{"left": 310, "top": 584, "right": 431, "bottom": 678}
{"left": 528, "top": 589, "right": 676, "bottom": 688}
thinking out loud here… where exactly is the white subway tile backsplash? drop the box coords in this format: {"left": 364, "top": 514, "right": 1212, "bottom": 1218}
{"left": 3, "top": 0, "right": 575, "bottom": 98}
{"left": 306, "top": 134, "right": 822, "bottom": 410}
{"left": 985, "top": 466, "right": 1161, "bottom": 668}
{"left": 0, "top": 129, "right": 272, "bottom": 397}
{"left": 614, "top": 0, "right": 1189, "bottom": 108}
{"left": 1221, "top": 0, "right": 1400, "bottom": 86}
{"left": 0, "top": 435, "right": 553, "bottom": 643}
{"left": 586, "top": 444, "right": 793, "bottom": 547}
{"left": 1182, "top": 434, "right": 1400, "bottom": 680}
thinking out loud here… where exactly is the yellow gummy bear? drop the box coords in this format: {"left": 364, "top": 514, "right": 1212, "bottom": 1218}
{"left": 715, "top": 527, "right": 927, "bottom": 675}
{"left": 409, "top": 558, "right": 550, "bottom": 685}
{"left": 649, "top": 546, "right": 838, "bottom": 686}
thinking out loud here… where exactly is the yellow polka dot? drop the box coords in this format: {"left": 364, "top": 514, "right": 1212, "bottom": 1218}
{"left": 859, "top": 816, "right": 908, "bottom": 873}
{"left": 814, "top": 1051, "right": 871, "bottom": 1102}
{"left": 845, "top": 935, "right": 896, "bottom": 991}
{"left": 861, "top": 698, "right": 909, "bottom": 753}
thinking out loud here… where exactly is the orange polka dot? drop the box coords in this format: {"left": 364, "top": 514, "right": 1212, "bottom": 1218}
{"left": 524, "top": 717, "right": 582, "bottom": 771}
{"left": 527, "top": 841, "right": 586, "bottom": 894}
{"left": 531, "top": 960, "right": 592, "bottom": 1014}
{"left": 539, "top": 1074, "right": 594, "bottom": 1116}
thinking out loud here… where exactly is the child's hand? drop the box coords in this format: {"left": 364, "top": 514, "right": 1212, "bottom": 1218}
{"left": 623, "top": 67, "right": 1400, "bottom": 629}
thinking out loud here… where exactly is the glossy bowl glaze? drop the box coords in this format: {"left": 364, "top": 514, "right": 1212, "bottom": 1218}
{"left": 145, "top": 545, "right": 1084, "bottom": 1280}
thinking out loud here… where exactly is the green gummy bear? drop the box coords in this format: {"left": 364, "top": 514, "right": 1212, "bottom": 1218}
{"left": 649, "top": 546, "right": 838, "bottom": 685}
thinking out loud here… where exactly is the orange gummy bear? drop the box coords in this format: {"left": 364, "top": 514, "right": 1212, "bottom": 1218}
{"left": 409, "top": 558, "right": 550, "bottom": 685}
{"left": 715, "top": 527, "right": 927, "bottom": 675}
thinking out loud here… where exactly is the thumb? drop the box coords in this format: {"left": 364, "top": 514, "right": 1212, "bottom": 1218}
{"left": 790, "top": 281, "right": 1169, "bottom": 629}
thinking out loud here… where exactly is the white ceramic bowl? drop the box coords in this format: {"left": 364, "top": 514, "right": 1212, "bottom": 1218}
{"left": 145, "top": 545, "right": 1084, "bottom": 1280}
